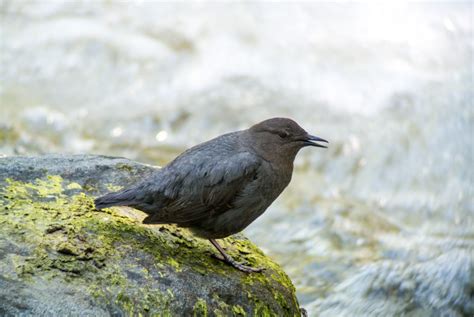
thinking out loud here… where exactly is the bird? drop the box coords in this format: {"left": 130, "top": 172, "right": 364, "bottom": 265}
{"left": 94, "top": 117, "right": 328, "bottom": 273}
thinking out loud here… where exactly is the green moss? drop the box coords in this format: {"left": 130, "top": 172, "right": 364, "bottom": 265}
{"left": 193, "top": 298, "right": 208, "bottom": 317}
{"left": 211, "top": 293, "right": 231, "bottom": 317}
{"left": 167, "top": 257, "right": 182, "bottom": 271}
{"left": 212, "top": 293, "right": 256, "bottom": 317}
{"left": 106, "top": 184, "right": 123, "bottom": 192}
{"left": 116, "top": 163, "right": 134, "bottom": 172}
{"left": 66, "top": 182, "right": 82, "bottom": 190}
{"left": 56, "top": 241, "right": 80, "bottom": 256}
{"left": 246, "top": 291, "right": 276, "bottom": 317}
{"left": 232, "top": 304, "right": 246, "bottom": 316}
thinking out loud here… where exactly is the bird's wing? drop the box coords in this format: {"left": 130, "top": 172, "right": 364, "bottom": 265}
{"left": 141, "top": 150, "right": 262, "bottom": 224}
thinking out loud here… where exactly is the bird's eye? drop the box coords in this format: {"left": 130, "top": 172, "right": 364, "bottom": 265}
{"left": 278, "top": 131, "right": 289, "bottom": 138}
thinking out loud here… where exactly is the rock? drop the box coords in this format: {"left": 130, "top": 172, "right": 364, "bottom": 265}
{"left": 315, "top": 250, "right": 474, "bottom": 316}
{"left": 0, "top": 154, "right": 302, "bottom": 316}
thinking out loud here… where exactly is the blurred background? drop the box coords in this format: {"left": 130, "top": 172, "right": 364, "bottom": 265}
{"left": 1, "top": 1, "right": 473, "bottom": 315}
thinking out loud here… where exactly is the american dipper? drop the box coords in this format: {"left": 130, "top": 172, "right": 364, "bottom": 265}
{"left": 95, "top": 118, "right": 328, "bottom": 273}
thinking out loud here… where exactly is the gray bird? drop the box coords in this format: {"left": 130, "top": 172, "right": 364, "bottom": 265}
{"left": 95, "top": 117, "right": 328, "bottom": 273}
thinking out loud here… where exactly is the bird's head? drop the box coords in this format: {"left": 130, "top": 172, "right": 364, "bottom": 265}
{"left": 248, "top": 117, "right": 328, "bottom": 161}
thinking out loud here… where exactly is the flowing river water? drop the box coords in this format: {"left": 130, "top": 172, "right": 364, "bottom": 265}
{"left": 1, "top": 2, "right": 473, "bottom": 316}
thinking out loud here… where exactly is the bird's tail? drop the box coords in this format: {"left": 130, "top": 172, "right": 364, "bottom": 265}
{"left": 94, "top": 188, "right": 137, "bottom": 210}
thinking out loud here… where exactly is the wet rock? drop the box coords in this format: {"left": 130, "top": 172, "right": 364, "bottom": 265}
{"left": 0, "top": 154, "right": 302, "bottom": 316}
{"left": 316, "top": 250, "right": 474, "bottom": 316}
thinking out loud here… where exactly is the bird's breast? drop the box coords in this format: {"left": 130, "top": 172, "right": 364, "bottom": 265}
{"left": 258, "top": 160, "right": 293, "bottom": 201}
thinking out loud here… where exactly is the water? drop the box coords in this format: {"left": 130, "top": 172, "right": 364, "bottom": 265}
{"left": 1, "top": 1, "right": 473, "bottom": 315}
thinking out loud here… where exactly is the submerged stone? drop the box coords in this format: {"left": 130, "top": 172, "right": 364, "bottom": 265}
{"left": 0, "top": 154, "right": 303, "bottom": 316}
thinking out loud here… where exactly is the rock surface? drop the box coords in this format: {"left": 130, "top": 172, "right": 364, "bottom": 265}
{"left": 0, "top": 154, "right": 302, "bottom": 316}
{"left": 316, "top": 250, "right": 474, "bottom": 316}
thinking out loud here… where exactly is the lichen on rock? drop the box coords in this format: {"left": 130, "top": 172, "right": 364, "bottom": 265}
{"left": 0, "top": 154, "right": 303, "bottom": 316}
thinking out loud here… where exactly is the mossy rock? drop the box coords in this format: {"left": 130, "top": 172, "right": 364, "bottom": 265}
{"left": 0, "top": 154, "right": 302, "bottom": 316}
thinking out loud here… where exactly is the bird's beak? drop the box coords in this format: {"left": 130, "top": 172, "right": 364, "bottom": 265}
{"left": 303, "top": 134, "right": 329, "bottom": 148}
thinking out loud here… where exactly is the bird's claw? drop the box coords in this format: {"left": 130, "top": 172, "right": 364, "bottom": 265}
{"left": 232, "top": 262, "right": 265, "bottom": 273}
{"left": 212, "top": 253, "right": 264, "bottom": 273}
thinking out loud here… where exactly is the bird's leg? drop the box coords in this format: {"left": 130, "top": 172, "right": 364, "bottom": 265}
{"left": 209, "top": 239, "right": 264, "bottom": 273}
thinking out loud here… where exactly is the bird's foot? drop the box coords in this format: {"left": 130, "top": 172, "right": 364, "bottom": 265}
{"left": 209, "top": 239, "right": 264, "bottom": 273}
{"left": 211, "top": 253, "right": 225, "bottom": 261}
{"left": 230, "top": 261, "right": 264, "bottom": 273}
{"left": 211, "top": 253, "right": 264, "bottom": 273}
